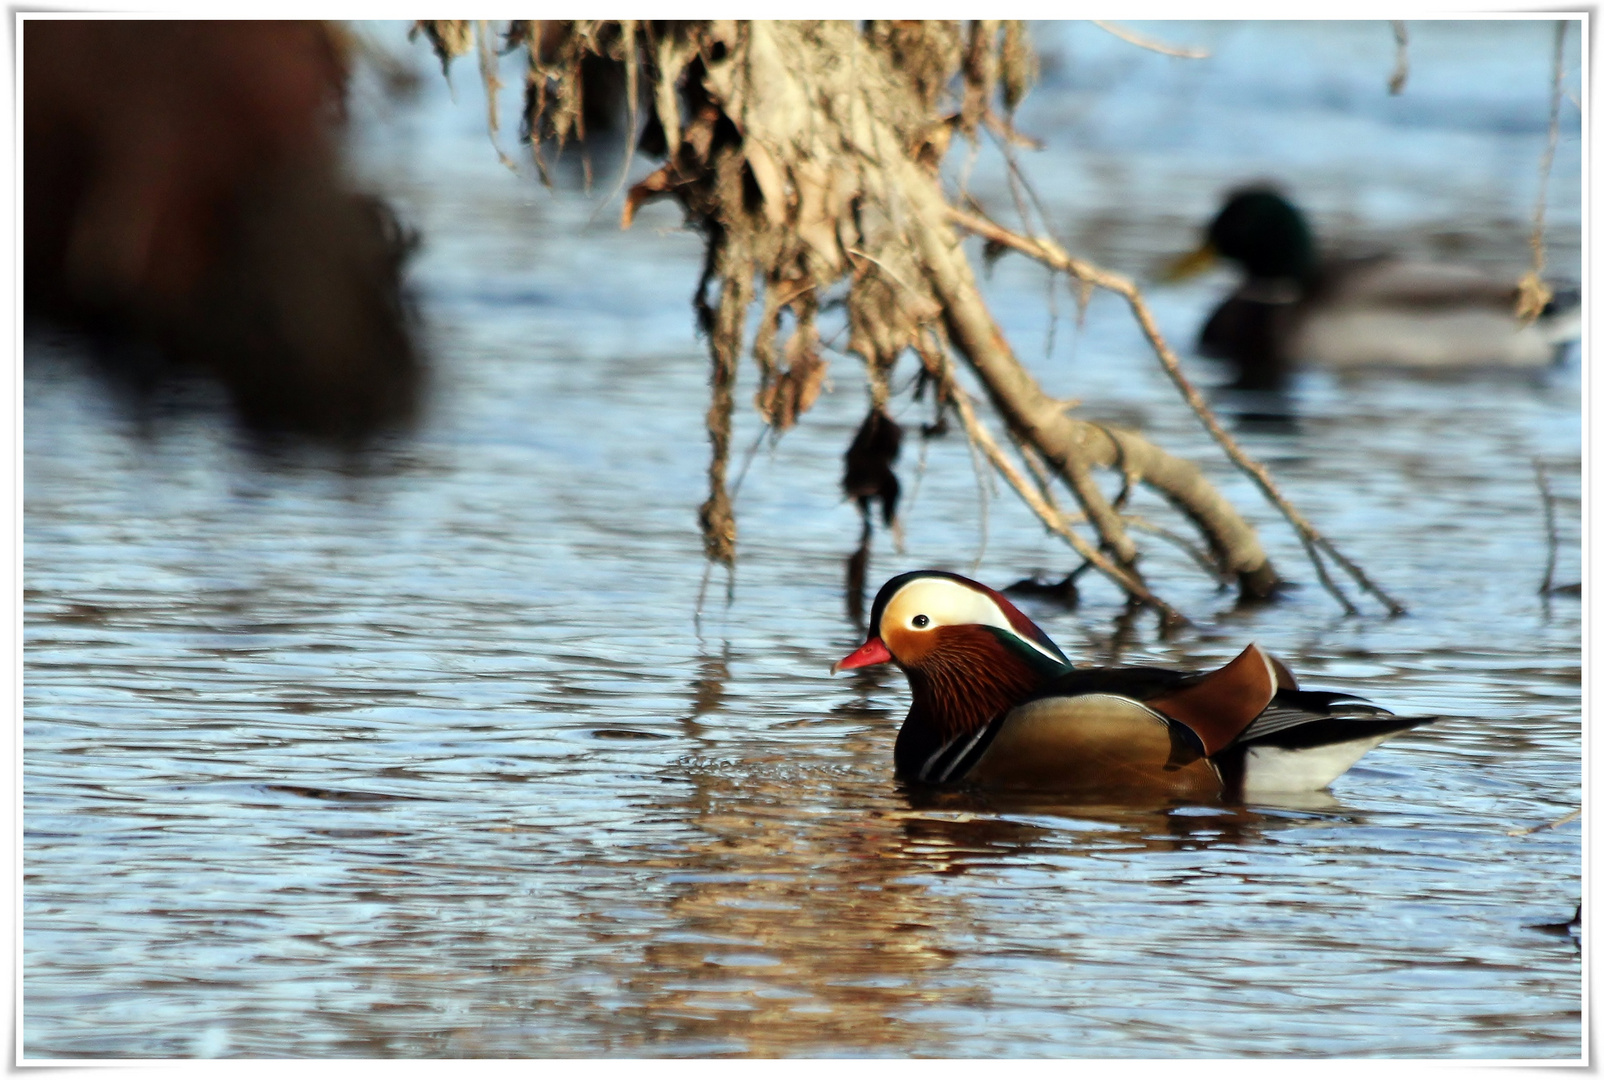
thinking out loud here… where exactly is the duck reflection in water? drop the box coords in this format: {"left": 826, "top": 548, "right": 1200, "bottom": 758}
{"left": 897, "top": 783, "right": 1350, "bottom": 866}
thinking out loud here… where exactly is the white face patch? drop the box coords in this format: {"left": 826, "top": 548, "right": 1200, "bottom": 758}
{"left": 882, "top": 577, "right": 1065, "bottom": 666}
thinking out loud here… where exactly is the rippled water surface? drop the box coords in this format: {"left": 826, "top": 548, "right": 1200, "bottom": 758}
{"left": 23, "top": 20, "right": 1582, "bottom": 1058}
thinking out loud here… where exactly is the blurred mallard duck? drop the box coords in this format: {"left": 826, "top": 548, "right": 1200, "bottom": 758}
{"left": 1166, "top": 187, "right": 1580, "bottom": 390}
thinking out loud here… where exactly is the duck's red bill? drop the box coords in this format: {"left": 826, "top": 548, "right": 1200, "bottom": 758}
{"left": 831, "top": 636, "right": 891, "bottom": 674}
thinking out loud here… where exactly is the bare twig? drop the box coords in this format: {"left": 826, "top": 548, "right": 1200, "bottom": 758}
{"left": 1517, "top": 20, "right": 1569, "bottom": 323}
{"left": 1011, "top": 435, "right": 1228, "bottom": 586}
{"left": 1012, "top": 433, "right": 1068, "bottom": 516}
{"left": 1091, "top": 20, "right": 1209, "bottom": 60}
{"left": 947, "top": 205, "right": 1405, "bottom": 616}
{"left": 1388, "top": 21, "right": 1409, "bottom": 95}
{"left": 1124, "top": 516, "right": 1233, "bottom": 587}
{"left": 956, "top": 388, "right": 994, "bottom": 568}
{"left": 1532, "top": 459, "right": 1580, "bottom": 596}
{"left": 1509, "top": 807, "right": 1580, "bottom": 836}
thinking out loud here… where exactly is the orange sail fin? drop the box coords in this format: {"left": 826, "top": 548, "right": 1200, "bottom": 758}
{"left": 1149, "top": 643, "right": 1280, "bottom": 756}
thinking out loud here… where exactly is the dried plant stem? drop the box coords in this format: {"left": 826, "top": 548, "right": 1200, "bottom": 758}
{"left": 476, "top": 21, "right": 517, "bottom": 170}
{"left": 1092, "top": 20, "right": 1209, "bottom": 60}
{"left": 1517, "top": 20, "right": 1569, "bottom": 322}
{"left": 946, "top": 206, "right": 1405, "bottom": 616}
{"left": 697, "top": 265, "right": 748, "bottom": 567}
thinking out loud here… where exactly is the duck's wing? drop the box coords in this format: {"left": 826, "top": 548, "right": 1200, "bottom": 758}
{"left": 1217, "top": 689, "right": 1437, "bottom": 796}
{"left": 959, "top": 692, "right": 1223, "bottom": 797}
{"left": 995, "top": 647, "right": 1432, "bottom": 797}
{"left": 1321, "top": 257, "right": 1518, "bottom": 310}
{"left": 1033, "top": 643, "right": 1284, "bottom": 757}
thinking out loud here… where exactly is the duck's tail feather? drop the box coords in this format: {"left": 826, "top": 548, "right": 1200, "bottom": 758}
{"left": 1217, "top": 692, "right": 1437, "bottom": 796}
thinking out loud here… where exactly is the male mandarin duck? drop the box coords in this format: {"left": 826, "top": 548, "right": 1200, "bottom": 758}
{"left": 1167, "top": 186, "right": 1580, "bottom": 390}
{"left": 832, "top": 570, "right": 1434, "bottom": 799}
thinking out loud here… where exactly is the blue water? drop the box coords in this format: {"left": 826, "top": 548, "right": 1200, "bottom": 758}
{"left": 22, "top": 20, "right": 1581, "bottom": 1058}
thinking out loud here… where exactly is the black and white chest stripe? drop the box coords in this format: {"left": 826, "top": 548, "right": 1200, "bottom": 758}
{"left": 914, "top": 712, "right": 1012, "bottom": 783}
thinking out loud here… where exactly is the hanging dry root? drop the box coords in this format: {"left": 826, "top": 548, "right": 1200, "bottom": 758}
{"left": 416, "top": 19, "right": 1406, "bottom": 618}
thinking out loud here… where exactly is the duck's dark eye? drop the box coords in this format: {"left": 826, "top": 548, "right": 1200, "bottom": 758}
{"left": 912, "top": 614, "right": 930, "bottom": 628}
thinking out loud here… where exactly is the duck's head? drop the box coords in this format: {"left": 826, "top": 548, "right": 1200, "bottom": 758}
{"left": 833, "top": 572, "right": 1071, "bottom": 734}
{"left": 833, "top": 570, "right": 1070, "bottom": 674}
{"left": 1208, "top": 188, "right": 1318, "bottom": 281}
{"left": 1168, "top": 187, "right": 1318, "bottom": 285}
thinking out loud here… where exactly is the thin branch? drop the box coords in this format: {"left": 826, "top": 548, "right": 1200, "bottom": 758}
{"left": 1123, "top": 515, "right": 1232, "bottom": 587}
{"left": 1508, "top": 807, "right": 1580, "bottom": 836}
{"left": 1013, "top": 433, "right": 1068, "bottom": 516}
{"left": 947, "top": 205, "right": 1404, "bottom": 616}
{"left": 1013, "top": 436, "right": 1229, "bottom": 587}
{"left": 962, "top": 408, "right": 993, "bottom": 570}
{"left": 1091, "top": 20, "right": 1209, "bottom": 60}
{"left": 1388, "top": 21, "right": 1409, "bottom": 96}
{"left": 1516, "top": 20, "right": 1569, "bottom": 322}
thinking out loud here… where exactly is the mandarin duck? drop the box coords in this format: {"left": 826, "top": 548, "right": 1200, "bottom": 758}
{"left": 833, "top": 570, "right": 1435, "bottom": 799}
{"left": 1167, "top": 186, "right": 1579, "bottom": 390}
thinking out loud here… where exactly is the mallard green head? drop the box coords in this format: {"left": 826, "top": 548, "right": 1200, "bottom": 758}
{"left": 1207, "top": 188, "right": 1319, "bottom": 283}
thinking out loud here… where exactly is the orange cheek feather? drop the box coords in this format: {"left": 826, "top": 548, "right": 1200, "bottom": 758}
{"left": 882, "top": 624, "right": 934, "bottom": 666}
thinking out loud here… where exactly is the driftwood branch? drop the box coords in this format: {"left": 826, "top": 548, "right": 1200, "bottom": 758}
{"left": 906, "top": 183, "right": 1282, "bottom": 608}
{"left": 947, "top": 206, "right": 1405, "bottom": 616}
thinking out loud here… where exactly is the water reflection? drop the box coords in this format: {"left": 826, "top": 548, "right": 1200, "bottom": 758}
{"left": 903, "top": 785, "right": 1352, "bottom": 856}
{"left": 683, "top": 641, "right": 730, "bottom": 731}
{"left": 624, "top": 776, "right": 977, "bottom": 1055}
